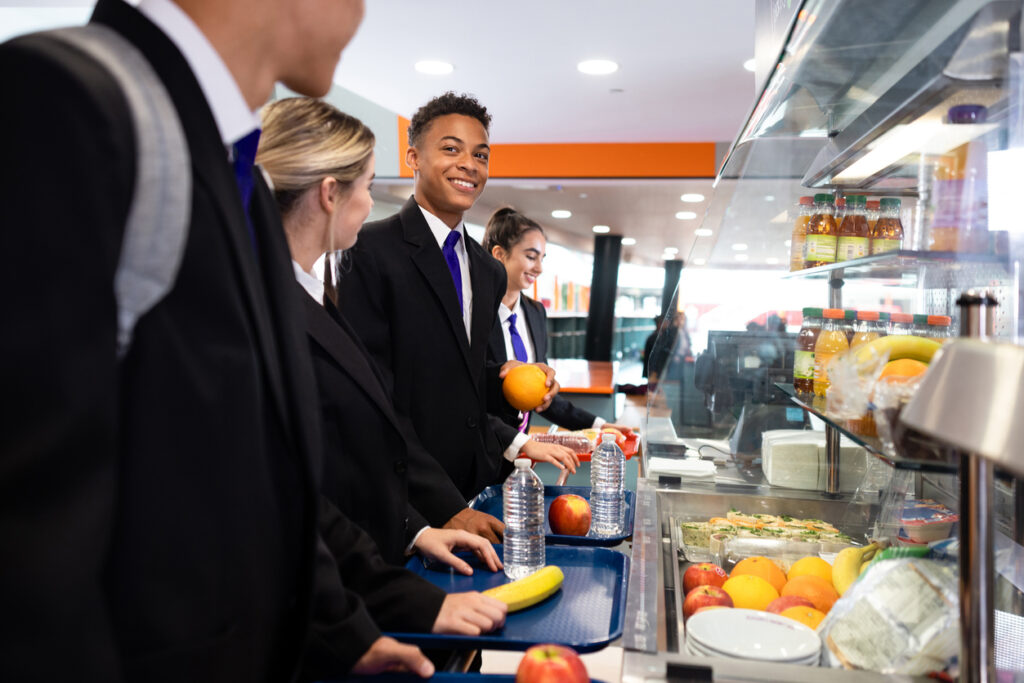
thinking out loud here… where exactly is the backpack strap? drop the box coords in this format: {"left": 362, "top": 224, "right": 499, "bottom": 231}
{"left": 45, "top": 24, "right": 191, "bottom": 358}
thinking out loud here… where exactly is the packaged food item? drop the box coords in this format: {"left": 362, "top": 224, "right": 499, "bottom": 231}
{"left": 793, "top": 307, "right": 823, "bottom": 395}
{"left": 871, "top": 198, "right": 904, "bottom": 254}
{"left": 790, "top": 196, "right": 814, "bottom": 271}
{"left": 837, "top": 195, "right": 870, "bottom": 261}
{"left": 814, "top": 309, "right": 849, "bottom": 397}
{"left": 804, "top": 194, "right": 838, "bottom": 268}
{"left": 928, "top": 104, "right": 989, "bottom": 253}
{"left": 819, "top": 558, "right": 958, "bottom": 675}
{"left": 899, "top": 499, "right": 958, "bottom": 543}
{"left": 530, "top": 432, "right": 593, "bottom": 454}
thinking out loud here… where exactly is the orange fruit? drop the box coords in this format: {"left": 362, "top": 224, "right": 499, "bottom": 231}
{"left": 878, "top": 358, "right": 928, "bottom": 382}
{"left": 781, "top": 574, "right": 839, "bottom": 613}
{"left": 502, "top": 364, "right": 548, "bottom": 411}
{"left": 787, "top": 556, "right": 832, "bottom": 585}
{"left": 722, "top": 574, "right": 779, "bottom": 611}
{"left": 780, "top": 606, "right": 826, "bottom": 630}
{"left": 730, "top": 556, "right": 787, "bottom": 593}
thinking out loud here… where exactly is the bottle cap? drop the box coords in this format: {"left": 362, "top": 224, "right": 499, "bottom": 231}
{"left": 849, "top": 195, "right": 867, "bottom": 206}
{"left": 514, "top": 457, "right": 532, "bottom": 469}
{"left": 857, "top": 310, "right": 880, "bottom": 321}
{"left": 913, "top": 314, "right": 929, "bottom": 325}
{"left": 835, "top": 197, "right": 847, "bottom": 208}
{"left": 891, "top": 312, "right": 913, "bottom": 324}
{"left": 601, "top": 433, "right": 616, "bottom": 444}
{"left": 866, "top": 200, "right": 881, "bottom": 210}
{"left": 799, "top": 196, "right": 814, "bottom": 205}
{"left": 802, "top": 307, "right": 824, "bottom": 318}
{"left": 813, "top": 193, "right": 834, "bottom": 204}
{"left": 878, "top": 312, "right": 891, "bottom": 322}
{"left": 823, "top": 308, "right": 844, "bottom": 319}
{"left": 927, "top": 315, "right": 952, "bottom": 326}
{"left": 844, "top": 309, "right": 857, "bottom": 320}
{"left": 948, "top": 104, "right": 987, "bottom": 124}
{"left": 879, "top": 197, "right": 901, "bottom": 209}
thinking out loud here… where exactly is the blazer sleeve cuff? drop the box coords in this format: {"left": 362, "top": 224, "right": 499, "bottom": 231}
{"left": 504, "top": 432, "right": 531, "bottom": 462}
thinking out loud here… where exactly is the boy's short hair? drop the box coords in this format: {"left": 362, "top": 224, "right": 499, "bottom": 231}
{"left": 407, "top": 92, "right": 491, "bottom": 147}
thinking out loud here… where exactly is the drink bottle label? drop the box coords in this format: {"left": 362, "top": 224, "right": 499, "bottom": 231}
{"left": 836, "top": 236, "right": 869, "bottom": 261}
{"left": 793, "top": 350, "right": 815, "bottom": 380}
{"left": 804, "top": 234, "right": 837, "bottom": 263}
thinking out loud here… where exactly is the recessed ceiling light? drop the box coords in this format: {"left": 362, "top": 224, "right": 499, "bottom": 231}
{"left": 743, "top": 58, "right": 756, "bottom": 72}
{"left": 692, "top": 258, "right": 707, "bottom": 266}
{"left": 551, "top": 209, "right": 572, "bottom": 219}
{"left": 621, "top": 237, "right": 637, "bottom": 246}
{"left": 680, "top": 193, "right": 705, "bottom": 203}
{"left": 415, "top": 60, "right": 454, "bottom": 75}
{"left": 784, "top": 239, "right": 792, "bottom": 247}
{"left": 577, "top": 59, "right": 619, "bottom": 75}
{"left": 675, "top": 211, "right": 697, "bottom": 220}
{"left": 732, "top": 243, "right": 748, "bottom": 251}
{"left": 764, "top": 195, "right": 776, "bottom": 202}
{"left": 735, "top": 253, "right": 749, "bottom": 261}
{"left": 592, "top": 225, "right": 610, "bottom": 233}
{"left": 694, "top": 228, "right": 713, "bottom": 237}
{"left": 664, "top": 247, "right": 679, "bottom": 255}
{"left": 766, "top": 257, "right": 780, "bottom": 265}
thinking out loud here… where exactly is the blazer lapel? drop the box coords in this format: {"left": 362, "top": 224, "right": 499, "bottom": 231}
{"left": 488, "top": 312, "right": 509, "bottom": 364}
{"left": 400, "top": 198, "right": 474, "bottom": 374}
{"left": 521, "top": 297, "right": 548, "bottom": 363}
{"left": 466, "top": 237, "right": 495, "bottom": 385}
{"left": 302, "top": 291, "right": 404, "bottom": 435}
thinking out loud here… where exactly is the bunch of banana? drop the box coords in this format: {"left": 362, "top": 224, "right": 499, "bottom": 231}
{"left": 483, "top": 566, "right": 564, "bottom": 612}
{"left": 851, "top": 335, "right": 942, "bottom": 367}
{"left": 832, "top": 543, "right": 879, "bottom": 596}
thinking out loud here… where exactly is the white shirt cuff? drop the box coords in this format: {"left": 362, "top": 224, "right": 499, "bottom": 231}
{"left": 504, "top": 432, "right": 531, "bottom": 462}
{"left": 405, "top": 525, "right": 430, "bottom": 555}
{"left": 592, "top": 416, "right": 607, "bottom": 430}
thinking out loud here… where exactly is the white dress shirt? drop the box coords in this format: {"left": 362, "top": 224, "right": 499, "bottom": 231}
{"left": 292, "top": 261, "right": 324, "bottom": 305}
{"left": 138, "top": 0, "right": 262, "bottom": 150}
{"left": 498, "top": 296, "right": 536, "bottom": 364}
{"left": 419, "top": 205, "right": 473, "bottom": 342}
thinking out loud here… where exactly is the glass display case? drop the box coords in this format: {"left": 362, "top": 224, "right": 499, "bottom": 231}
{"left": 630, "top": 1, "right": 1024, "bottom": 680}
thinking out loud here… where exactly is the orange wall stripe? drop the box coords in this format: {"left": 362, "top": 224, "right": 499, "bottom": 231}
{"left": 489, "top": 142, "right": 715, "bottom": 178}
{"left": 397, "top": 115, "right": 412, "bottom": 178}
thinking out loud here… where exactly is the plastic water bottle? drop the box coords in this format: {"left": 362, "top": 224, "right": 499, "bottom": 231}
{"left": 503, "top": 458, "right": 545, "bottom": 579}
{"left": 591, "top": 433, "right": 625, "bottom": 537}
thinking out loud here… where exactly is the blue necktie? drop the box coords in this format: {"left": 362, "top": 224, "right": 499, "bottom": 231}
{"left": 232, "top": 128, "right": 261, "bottom": 251}
{"left": 508, "top": 312, "right": 531, "bottom": 432}
{"left": 442, "top": 230, "right": 463, "bottom": 312}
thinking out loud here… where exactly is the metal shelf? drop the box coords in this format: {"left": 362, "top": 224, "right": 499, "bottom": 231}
{"left": 781, "top": 249, "right": 1013, "bottom": 287}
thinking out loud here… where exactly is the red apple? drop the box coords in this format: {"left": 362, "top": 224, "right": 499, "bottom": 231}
{"left": 682, "top": 585, "right": 733, "bottom": 622}
{"left": 516, "top": 643, "right": 588, "bottom": 683}
{"left": 682, "top": 562, "right": 728, "bottom": 594}
{"left": 548, "top": 494, "right": 591, "bottom": 536}
{"left": 765, "top": 595, "right": 815, "bottom": 615}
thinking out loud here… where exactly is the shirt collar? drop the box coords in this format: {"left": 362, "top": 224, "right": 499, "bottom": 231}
{"left": 418, "top": 204, "right": 465, "bottom": 251}
{"left": 499, "top": 295, "right": 522, "bottom": 324}
{"left": 292, "top": 261, "right": 325, "bottom": 305}
{"left": 137, "top": 0, "right": 261, "bottom": 146}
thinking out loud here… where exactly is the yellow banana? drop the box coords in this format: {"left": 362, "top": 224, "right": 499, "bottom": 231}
{"left": 832, "top": 543, "right": 878, "bottom": 596}
{"left": 483, "top": 566, "right": 564, "bottom": 612}
{"left": 851, "top": 335, "right": 941, "bottom": 367}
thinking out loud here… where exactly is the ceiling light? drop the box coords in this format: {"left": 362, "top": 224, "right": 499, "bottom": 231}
{"left": 414, "top": 60, "right": 454, "bottom": 75}
{"left": 551, "top": 209, "right": 572, "bottom": 219}
{"left": 735, "top": 253, "right": 749, "bottom": 261}
{"left": 743, "top": 58, "right": 756, "bottom": 72}
{"left": 732, "top": 243, "right": 748, "bottom": 251}
{"left": 694, "top": 228, "right": 713, "bottom": 237}
{"left": 592, "top": 225, "right": 610, "bottom": 233}
{"left": 675, "top": 211, "right": 697, "bottom": 220}
{"left": 784, "top": 239, "right": 792, "bottom": 247}
{"left": 692, "top": 258, "right": 707, "bottom": 266}
{"left": 663, "top": 247, "right": 679, "bottom": 255}
{"left": 764, "top": 195, "right": 775, "bottom": 202}
{"left": 680, "top": 193, "right": 705, "bottom": 203}
{"left": 766, "top": 257, "right": 780, "bottom": 265}
{"left": 577, "top": 59, "right": 619, "bottom": 75}
{"left": 621, "top": 237, "right": 637, "bottom": 246}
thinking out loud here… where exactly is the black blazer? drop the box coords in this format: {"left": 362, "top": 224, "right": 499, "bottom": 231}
{"left": 336, "top": 197, "right": 510, "bottom": 498}
{"left": 488, "top": 295, "right": 598, "bottom": 432}
{"left": 302, "top": 289, "right": 470, "bottom": 562}
{"left": 0, "top": 2, "right": 376, "bottom": 680}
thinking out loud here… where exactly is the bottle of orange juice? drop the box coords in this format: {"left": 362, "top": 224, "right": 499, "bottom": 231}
{"left": 789, "top": 196, "right": 814, "bottom": 271}
{"left": 836, "top": 195, "right": 870, "bottom": 262}
{"left": 804, "top": 194, "right": 838, "bottom": 268}
{"left": 850, "top": 311, "right": 881, "bottom": 349}
{"left": 813, "top": 308, "right": 849, "bottom": 397}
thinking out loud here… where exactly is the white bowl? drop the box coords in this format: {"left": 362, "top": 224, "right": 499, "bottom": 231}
{"left": 686, "top": 608, "right": 821, "bottom": 662}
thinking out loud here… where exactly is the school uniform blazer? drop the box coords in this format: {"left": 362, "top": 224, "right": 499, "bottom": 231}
{"left": 336, "top": 197, "right": 510, "bottom": 499}
{"left": 301, "top": 289, "right": 469, "bottom": 563}
{"left": 0, "top": 1, "right": 378, "bottom": 680}
{"left": 488, "top": 295, "right": 598, "bottom": 432}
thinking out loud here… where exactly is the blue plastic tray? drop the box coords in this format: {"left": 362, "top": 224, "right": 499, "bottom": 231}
{"left": 469, "top": 485, "right": 635, "bottom": 547}
{"left": 386, "top": 545, "right": 628, "bottom": 653}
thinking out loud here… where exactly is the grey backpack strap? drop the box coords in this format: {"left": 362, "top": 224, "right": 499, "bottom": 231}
{"left": 46, "top": 24, "right": 191, "bottom": 358}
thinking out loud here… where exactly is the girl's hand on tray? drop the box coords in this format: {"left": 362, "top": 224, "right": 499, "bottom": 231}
{"left": 415, "top": 528, "right": 503, "bottom": 575}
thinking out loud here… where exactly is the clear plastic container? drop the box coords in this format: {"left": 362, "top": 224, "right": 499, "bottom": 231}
{"left": 927, "top": 104, "right": 989, "bottom": 253}
{"left": 590, "top": 433, "right": 625, "bottom": 537}
{"left": 502, "top": 458, "right": 545, "bottom": 579}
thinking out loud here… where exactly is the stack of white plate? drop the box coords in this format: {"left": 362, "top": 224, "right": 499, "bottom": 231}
{"left": 684, "top": 609, "right": 821, "bottom": 666}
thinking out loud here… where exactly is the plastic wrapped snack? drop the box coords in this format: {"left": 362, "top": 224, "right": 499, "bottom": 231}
{"left": 530, "top": 432, "right": 594, "bottom": 454}
{"left": 819, "top": 558, "right": 958, "bottom": 676}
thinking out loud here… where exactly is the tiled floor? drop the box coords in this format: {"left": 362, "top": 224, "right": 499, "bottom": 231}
{"left": 482, "top": 645, "right": 623, "bottom": 681}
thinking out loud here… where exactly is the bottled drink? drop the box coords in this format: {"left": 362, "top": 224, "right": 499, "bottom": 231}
{"left": 793, "top": 307, "right": 823, "bottom": 395}
{"left": 912, "top": 314, "right": 930, "bottom": 337}
{"left": 590, "top": 433, "right": 625, "bottom": 537}
{"left": 890, "top": 312, "right": 914, "bottom": 336}
{"left": 877, "top": 312, "right": 891, "bottom": 336}
{"left": 834, "top": 197, "right": 847, "bottom": 232}
{"left": 871, "top": 198, "right": 904, "bottom": 254}
{"left": 789, "top": 196, "right": 814, "bottom": 271}
{"left": 814, "top": 309, "right": 849, "bottom": 397}
{"left": 866, "top": 199, "right": 881, "bottom": 233}
{"left": 928, "top": 105, "right": 989, "bottom": 253}
{"left": 804, "top": 194, "right": 838, "bottom": 268}
{"left": 850, "top": 311, "right": 881, "bottom": 349}
{"left": 503, "top": 458, "right": 545, "bottom": 579}
{"left": 837, "top": 195, "right": 870, "bottom": 262}
{"left": 842, "top": 309, "right": 857, "bottom": 344}
{"left": 927, "top": 315, "right": 953, "bottom": 339}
